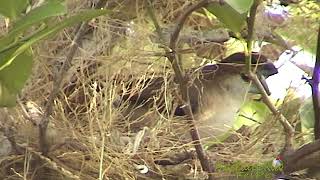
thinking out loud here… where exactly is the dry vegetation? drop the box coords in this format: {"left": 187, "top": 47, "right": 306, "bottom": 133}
{"left": 0, "top": 0, "right": 317, "bottom": 179}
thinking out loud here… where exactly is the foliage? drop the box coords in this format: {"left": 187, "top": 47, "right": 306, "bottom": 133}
{"left": 206, "top": 2, "right": 248, "bottom": 33}
{"left": 225, "top": 0, "right": 254, "bottom": 14}
{"left": 0, "top": 0, "right": 109, "bottom": 106}
{"left": 0, "top": 47, "right": 33, "bottom": 106}
{"left": 0, "top": 1, "right": 66, "bottom": 52}
{"left": 0, "top": 0, "right": 29, "bottom": 20}
{"left": 204, "top": 0, "right": 253, "bottom": 32}
{"left": 300, "top": 97, "right": 315, "bottom": 141}
{"left": 235, "top": 100, "right": 270, "bottom": 129}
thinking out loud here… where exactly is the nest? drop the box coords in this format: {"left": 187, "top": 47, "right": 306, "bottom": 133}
{"left": 0, "top": 0, "right": 314, "bottom": 179}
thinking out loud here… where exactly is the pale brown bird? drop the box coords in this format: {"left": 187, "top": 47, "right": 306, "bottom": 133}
{"left": 114, "top": 52, "right": 278, "bottom": 139}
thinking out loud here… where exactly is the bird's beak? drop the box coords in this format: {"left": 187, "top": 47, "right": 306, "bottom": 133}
{"left": 254, "top": 60, "right": 278, "bottom": 96}
{"left": 249, "top": 74, "right": 271, "bottom": 95}
{"left": 259, "top": 74, "right": 271, "bottom": 95}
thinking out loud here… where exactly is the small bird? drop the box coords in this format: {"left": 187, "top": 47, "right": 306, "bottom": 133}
{"left": 114, "top": 52, "right": 278, "bottom": 139}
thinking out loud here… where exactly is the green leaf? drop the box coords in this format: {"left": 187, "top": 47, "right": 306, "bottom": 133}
{"left": 12, "top": 1, "right": 66, "bottom": 35}
{"left": 299, "top": 97, "right": 315, "bottom": 142}
{"left": 206, "top": 3, "right": 247, "bottom": 33}
{"left": 0, "top": 1, "right": 67, "bottom": 52}
{"left": 0, "top": 47, "right": 33, "bottom": 107}
{"left": 0, "top": 8, "right": 109, "bottom": 106}
{"left": 300, "top": 98, "right": 315, "bottom": 129}
{"left": 225, "top": 0, "right": 253, "bottom": 14}
{"left": 0, "top": 9, "right": 109, "bottom": 71}
{"left": 235, "top": 100, "right": 269, "bottom": 129}
{"left": 0, "top": 83, "right": 17, "bottom": 107}
{"left": 0, "top": 0, "right": 29, "bottom": 20}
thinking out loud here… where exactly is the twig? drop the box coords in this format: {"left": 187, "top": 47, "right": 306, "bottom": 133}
{"left": 238, "top": 114, "right": 261, "bottom": 124}
{"left": 38, "top": 0, "right": 108, "bottom": 156}
{"left": 240, "top": 1, "right": 320, "bottom": 176}
{"left": 245, "top": 0, "right": 294, "bottom": 152}
{"left": 25, "top": 144, "right": 80, "bottom": 179}
{"left": 245, "top": 0, "right": 261, "bottom": 72}
{"left": 147, "top": 0, "right": 217, "bottom": 179}
{"left": 168, "top": 0, "right": 212, "bottom": 51}
{"left": 247, "top": 72, "right": 294, "bottom": 150}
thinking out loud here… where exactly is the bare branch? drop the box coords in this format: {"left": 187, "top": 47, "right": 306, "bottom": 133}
{"left": 247, "top": 72, "right": 295, "bottom": 150}
{"left": 38, "top": 0, "right": 108, "bottom": 156}
{"left": 148, "top": 0, "right": 218, "bottom": 178}
{"left": 245, "top": 0, "right": 261, "bottom": 72}
{"left": 169, "top": 0, "right": 212, "bottom": 50}
{"left": 245, "top": 0, "right": 294, "bottom": 153}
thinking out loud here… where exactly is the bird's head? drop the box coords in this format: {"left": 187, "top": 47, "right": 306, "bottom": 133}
{"left": 220, "top": 52, "right": 278, "bottom": 95}
{"left": 198, "top": 52, "right": 278, "bottom": 96}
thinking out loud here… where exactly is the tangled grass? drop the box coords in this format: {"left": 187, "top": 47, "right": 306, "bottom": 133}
{"left": 0, "top": 0, "right": 312, "bottom": 179}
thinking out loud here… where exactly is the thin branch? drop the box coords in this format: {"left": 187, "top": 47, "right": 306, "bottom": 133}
{"left": 147, "top": 0, "right": 218, "bottom": 178}
{"left": 168, "top": 1, "right": 217, "bottom": 177}
{"left": 247, "top": 72, "right": 294, "bottom": 150}
{"left": 38, "top": 0, "right": 108, "bottom": 156}
{"left": 245, "top": 0, "right": 294, "bottom": 152}
{"left": 28, "top": 144, "right": 80, "bottom": 179}
{"left": 169, "top": 0, "right": 212, "bottom": 50}
{"left": 245, "top": 0, "right": 261, "bottom": 72}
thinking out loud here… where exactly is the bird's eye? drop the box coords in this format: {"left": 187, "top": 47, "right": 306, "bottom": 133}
{"left": 240, "top": 73, "right": 250, "bottom": 82}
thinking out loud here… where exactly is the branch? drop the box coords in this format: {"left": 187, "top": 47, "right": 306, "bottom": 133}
{"left": 245, "top": 0, "right": 261, "bottom": 72}
{"left": 247, "top": 72, "right": 294, "bottom": 150}
{"left": 38, "top": 0, "right": 108, "bottom": 156}
{"left": 283, "top": 139, "right": 320, "bottom": 173}
{"left": 244, "top": 1, "right": 320, "bottom": 175}
{"left": 169, "top": 0, "right": 212, "bottom": 50}
{"left": 289, "top": 139, "right": 320, "bottom": 164}
{"left": 245, "top": 0, "right": 294, "bottom": 152}
{"left": 148, "top": 0, "right": 218, "bottom": 179}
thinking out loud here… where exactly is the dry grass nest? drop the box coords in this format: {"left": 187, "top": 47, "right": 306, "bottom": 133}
{"left": 0, "top": 0, "right": 305, "bottom": 179}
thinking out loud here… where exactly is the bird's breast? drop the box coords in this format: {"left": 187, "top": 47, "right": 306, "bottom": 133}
{"left": 194, "top": 76, "right": 248, "bottom": 139}
{"left": 196, "top": 94, "right": 242, "bottom": 139}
